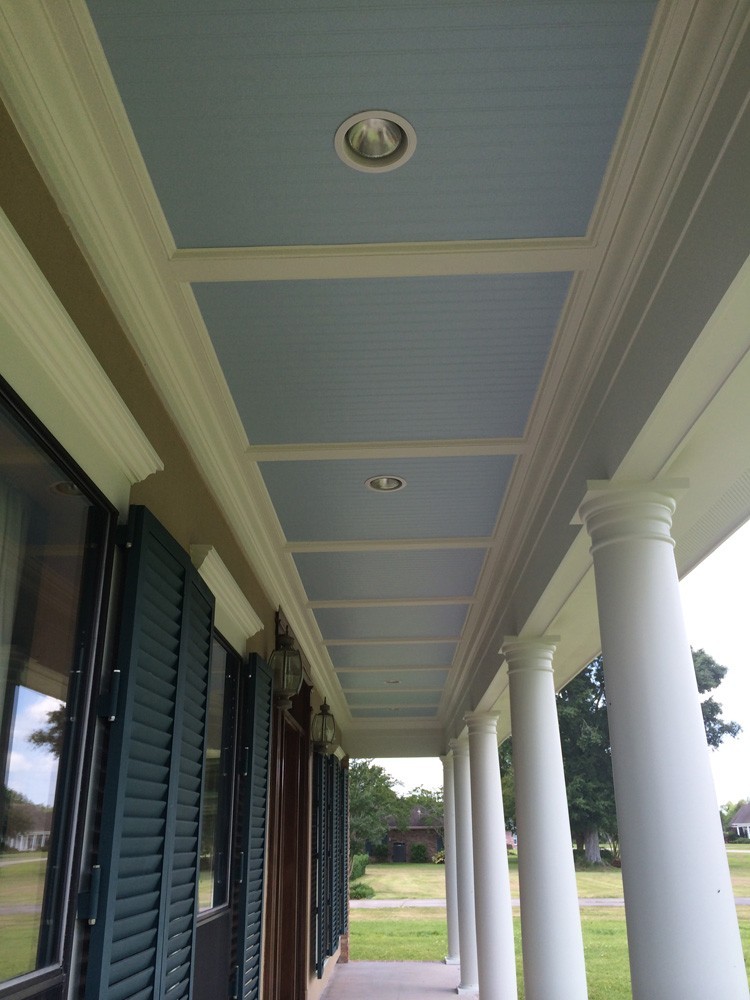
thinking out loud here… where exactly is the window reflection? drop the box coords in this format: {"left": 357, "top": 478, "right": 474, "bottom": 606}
{"left": 199, "top": 638, "right": 237, "bottom": 913}
{"left": 0, "top": 398, "right": 108, "bottom": 983}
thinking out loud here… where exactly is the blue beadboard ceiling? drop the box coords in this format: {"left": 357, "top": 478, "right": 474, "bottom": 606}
{"left": 84, "top": 0, "right": 660, "bottom": 729}
{"left": 87, "top": 0, "right": 655, "bottom": 247}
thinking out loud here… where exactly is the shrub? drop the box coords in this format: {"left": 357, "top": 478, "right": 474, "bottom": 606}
{"left": 432, "top": 850, "right": 445, "bottom": 864}
{"left": 350, "top": 853, "right": 369, "bottom": 881}
{"left": 410, "top": 843, "right": 429, "bottom": 863}
{"left": 370, "top": 844, "right": 389, "bottom": 862}
{"left": 350, "top": 881, "right": 375, "bottom": 899}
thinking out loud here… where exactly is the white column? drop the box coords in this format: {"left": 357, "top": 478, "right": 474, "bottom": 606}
{"left": 442, "top": 752, "right": 460, "bottom": 965}
{"left": 466, "top": 712, "right": 518, "bottom": 1000}
{"left": 578, "top": 481, "right": 749, "bottom": 1000}
{"left": 502, "top": 637, "right": 588, "bottom": 1000}
{"left": 451, "top": 738, "right": 478, "bottom": 993}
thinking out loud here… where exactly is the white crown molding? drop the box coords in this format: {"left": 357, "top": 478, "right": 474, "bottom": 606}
{"left": 190, "top": 545, "right": 264, "bottom": 651}
{"left": 0, "top": 207, "right": 162, "bottom": 512}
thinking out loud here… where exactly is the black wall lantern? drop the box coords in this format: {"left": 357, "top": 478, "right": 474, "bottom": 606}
{"left": 311, "top": 698, "right": 336, "bottom": 753}
{"left": 269, "top": 609, "right": 303, "bottom": 710}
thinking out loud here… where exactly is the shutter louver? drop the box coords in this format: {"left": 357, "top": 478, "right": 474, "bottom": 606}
{"left": 313, "top": 752, "right": 325, "bottom": 979}
{"left": 339, "top": 764, "right": 349, "bottom": 936}
{"left": 86, "top": 507, "right": 214, "bottom": 1000}
{"left": 237, "top": 653, "right": 273, "bottom": 1000}
{"left": 330, "top": 757, "right": 340, "bottom": 954}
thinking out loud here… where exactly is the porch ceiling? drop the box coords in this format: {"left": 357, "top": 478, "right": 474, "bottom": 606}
{"left": 1, "top": 1, "right": 749, "bottom": 756}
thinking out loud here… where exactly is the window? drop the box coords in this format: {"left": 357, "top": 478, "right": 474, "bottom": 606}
{"left": 198, "top": 635, "right": 239, "bottom": 913}
{"left": 0, "top": 381, "right": 113, "bottom": 993}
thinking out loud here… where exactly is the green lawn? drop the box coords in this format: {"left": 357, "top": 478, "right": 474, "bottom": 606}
{"left": 349, "top": 853, "right": 750, "bottom": 996}
{"left": 0, "top": 854, "right": 48, "bottom": 981}
{"left": 354, "top": 849, "right": 750, "bottom": 901}
{"left": 354, "top": 855, "right": 626, "bottom": 900}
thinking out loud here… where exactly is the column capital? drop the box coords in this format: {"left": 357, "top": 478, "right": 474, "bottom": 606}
{"left": 575, "top": 479, "right": 688, "bottom": 553}
{"left": 502, "top": 635, "right": 559, "bottom": 675}
{"left": 464, "top": 710, "right": 500, "bottom": 737}
{"left": 449, "top": 736, "right": 468, "bottom": 757}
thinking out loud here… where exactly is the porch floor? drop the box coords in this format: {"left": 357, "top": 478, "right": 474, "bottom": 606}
{"left": 321, "top": 961, "right": 468, "bottom": 1000}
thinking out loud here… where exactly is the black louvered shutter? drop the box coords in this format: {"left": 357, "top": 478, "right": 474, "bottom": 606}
{"left": 236, "top": 653, "right": 273, "bottom": 1000}
{"left": 313, "top": 755, "right": 348, "bottom": 977}
{"left": 338, "top": 764, "right": 349, "bottom": 937}
{"left": 313, "top": 752, "right": 327, "bottom": 979}
{"left": 86, "top": 506, "right": 214, "bottom": 1000}
{"left": 330, "top": 758, "right": 340, "bottom": 954}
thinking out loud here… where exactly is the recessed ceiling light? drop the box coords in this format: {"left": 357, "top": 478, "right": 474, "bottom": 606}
{"left": 365, "top": 475, "right": 406, "bottom": 493}
{"left": 335, "top": 111, "right": 416, "bottom": 173}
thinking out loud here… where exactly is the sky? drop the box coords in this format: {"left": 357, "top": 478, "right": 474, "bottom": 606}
{"left": 374, "top": 519, "right": 750, "bottom": 807}
{"left": 6, "top": 687, "right": 62, "bottom": 807}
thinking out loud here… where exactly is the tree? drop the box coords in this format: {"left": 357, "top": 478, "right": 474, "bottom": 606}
{"left": 692, "top": 647, "right": 742, "bottom": 747}
{"left": 27, "top": 705, "right": 66, "bottom": 759}
{"left": 1, "top": 786, "right": 52, "bottom": 846}
{"left": 348, "top": 759, "right": 406, "bottom": 855}
{"left": 401, "top": 785, "right": 444, "bottom": 839}
{"left": 556, "top": 657, "right": 616, "bottom": 863}
{"left": 499, "top": 739, "right": 515, "bottom": 832}
{"left": 556, "top": 648, "right": 740, "bottom": 864}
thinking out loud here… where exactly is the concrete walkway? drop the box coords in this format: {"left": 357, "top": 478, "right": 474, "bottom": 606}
{"left": 321, "top": 961, "right": 465, "bottom": 1000}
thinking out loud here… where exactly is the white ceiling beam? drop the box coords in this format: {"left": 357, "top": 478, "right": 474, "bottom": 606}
{"left": 309, "top": 597, "right": 474, "bottom": 608}
{"left": 247, "top": 438, "right": 524, "bottom": 461}
{"left": 286, "top": 538, "right": 492, "bottom": 552}
{"left": 170, "top": 238, "right": 594, "bottom": 283}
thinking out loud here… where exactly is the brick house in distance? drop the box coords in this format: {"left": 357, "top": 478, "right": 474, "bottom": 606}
{"left": 387, "top": 806, "right": 444, "bottom": 863}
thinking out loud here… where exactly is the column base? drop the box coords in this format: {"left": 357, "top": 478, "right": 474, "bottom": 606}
{"left": 443, "top": 955, "right": 460, "bottom": 966}
{"left": 456, "top": 984, "right": 478, "bottom": 995}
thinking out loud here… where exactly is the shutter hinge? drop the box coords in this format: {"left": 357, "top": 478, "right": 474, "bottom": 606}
{"left": 232, "top": 964, "right": 240, "bottom": 999}
{"left": 235, "top": 851, "right": 244, "bottom": 885}
{"left": 97, "top": 667, "right": 121, "bottom": 722}
{"left": 77, "top": 864, "right": 101, "bottom": 925}
{"left": 115, "top": 516, "right": 137, "bottom": 549}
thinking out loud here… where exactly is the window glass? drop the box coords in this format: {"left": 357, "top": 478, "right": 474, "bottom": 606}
{"left": 0, "top": 394, "right": 110, "bottom": 983}
{"left": 198, "top": 637, "right": 238, "bottom": 912}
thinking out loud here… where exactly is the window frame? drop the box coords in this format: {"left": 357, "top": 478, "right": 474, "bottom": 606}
{"left": 0, "top": 376, "right": 117, "bottom": 1000}
{"left": 196, "top": 631, "right": 241, "bottom": 919}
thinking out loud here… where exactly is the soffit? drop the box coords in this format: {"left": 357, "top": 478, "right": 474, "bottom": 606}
{"left": 2, "top": 1, "right": 748, "bottom": 755}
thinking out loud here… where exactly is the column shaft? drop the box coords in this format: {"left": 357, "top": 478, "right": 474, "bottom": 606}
{"left": 442, "top": 753, "right": 460, "bottom": 965}
{"left": 579, "top": 482, "right": 749, "bottom": 999}
{"left": 466, "top": 713, "right": 517, "bottom": 1000}
{"left": 503, "top": 638, "right": 587, "bottom": 1000}
{"left": 452, "top": 740, "right": 478, "bottom": 992}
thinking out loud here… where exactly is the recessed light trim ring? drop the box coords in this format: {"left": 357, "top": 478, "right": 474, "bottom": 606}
{"left": 365, "top": 475, "right": 407, "bottom": 493}
{"left": 335, "top": 111, "right": 416, "bottom": 173}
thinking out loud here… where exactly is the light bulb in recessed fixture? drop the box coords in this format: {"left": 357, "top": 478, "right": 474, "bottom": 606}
{"left": 346, "top": 117, "right": 403, "bottom": 159}
{"left": 365, "top": 475, "right": 406, "bottom": 493}
{"left": 335, "top": 111, "right": 416, "bottom": 173}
